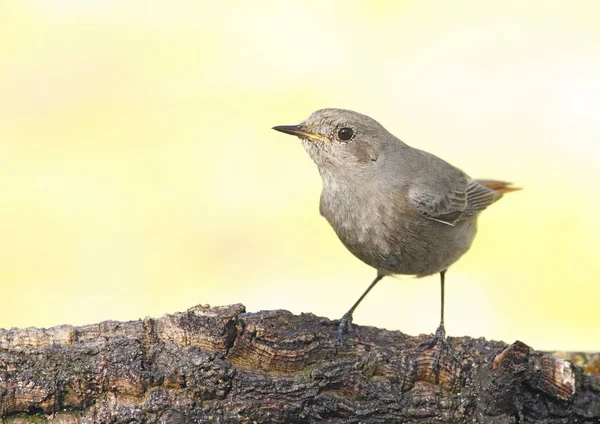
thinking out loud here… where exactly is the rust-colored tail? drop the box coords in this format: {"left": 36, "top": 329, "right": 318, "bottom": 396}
{"left": 476, "top": 180, "right": 521, "bottom": 194}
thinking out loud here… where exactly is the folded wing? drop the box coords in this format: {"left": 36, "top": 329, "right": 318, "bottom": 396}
{"left": 410, "top": 177, "right": 516, "bottom": 226}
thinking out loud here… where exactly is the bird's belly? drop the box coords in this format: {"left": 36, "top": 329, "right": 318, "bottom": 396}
{"left": 322, "top": 199, "right": 477, "bottom": 276}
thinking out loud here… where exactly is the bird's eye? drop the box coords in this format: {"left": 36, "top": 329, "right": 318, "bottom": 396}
{"left": 337, "top": 127, "right": 354, "bottom": 141}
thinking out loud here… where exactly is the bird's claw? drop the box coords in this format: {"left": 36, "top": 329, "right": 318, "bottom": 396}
{"left": 418, "top": 324, "right": 454, "bottom": 380}
{"left": 337, "top": 312, "right": 354, "bottom": 345}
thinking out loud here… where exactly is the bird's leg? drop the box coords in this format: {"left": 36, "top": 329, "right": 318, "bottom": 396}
{"left": 337, "top": 273, "right": 384, "bottom": 345}
{"left": 418, "top": 270, "right": 455, "bottom": 378}
{"left": 431, "top": 269, "right": 451, "bottom": 375}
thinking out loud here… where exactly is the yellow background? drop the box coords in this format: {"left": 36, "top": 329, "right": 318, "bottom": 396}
{"left": 1, "top": 1, "right": 599, "bottom": 351}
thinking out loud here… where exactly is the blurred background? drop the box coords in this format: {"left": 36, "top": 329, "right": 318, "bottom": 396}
{"left": 1, "top": 0, "right": 599, "bottom": 351}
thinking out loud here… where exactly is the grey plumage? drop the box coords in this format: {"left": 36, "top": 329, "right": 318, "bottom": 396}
{"left": 273, "top": 108, "right": 517, "bottom": 350}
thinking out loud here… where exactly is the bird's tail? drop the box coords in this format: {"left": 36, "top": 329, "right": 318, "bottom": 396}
{"left": 476, "top": 180, "right": 521, "bottom": 194}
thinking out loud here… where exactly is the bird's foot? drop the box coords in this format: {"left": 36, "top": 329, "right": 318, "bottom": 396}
{"left": 337, "top": 311, "right": 354, "bottom": 346}
{"left": 417, "top": 324, "right": 454, "bottom": 380}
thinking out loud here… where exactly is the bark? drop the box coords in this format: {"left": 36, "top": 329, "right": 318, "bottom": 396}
{"left": 0, "top": 304, "right": 598, "bottom": 423}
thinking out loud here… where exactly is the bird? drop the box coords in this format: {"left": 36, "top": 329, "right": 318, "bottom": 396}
{"left": 272, "top": 109, "right": 518, "bottom": 369}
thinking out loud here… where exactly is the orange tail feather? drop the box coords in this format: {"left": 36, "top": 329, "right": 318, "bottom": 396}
{"left": 476, "top": 180, "right": 522, "bottom": 194}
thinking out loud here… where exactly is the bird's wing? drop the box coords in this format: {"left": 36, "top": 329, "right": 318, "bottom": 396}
{"left": 464, "top": 180, "right": 504, "bottom": 214}
{"left": 409, "top": 175, "right": 502, "bottom": 226}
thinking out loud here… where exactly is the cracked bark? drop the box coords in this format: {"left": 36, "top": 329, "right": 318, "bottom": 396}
{"left": 0, "top": 304, "right": 598, "bottom": 423}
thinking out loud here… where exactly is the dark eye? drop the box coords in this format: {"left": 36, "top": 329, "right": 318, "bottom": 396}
{"left": 337, "top": 127, "right": 354, "bottom": 141}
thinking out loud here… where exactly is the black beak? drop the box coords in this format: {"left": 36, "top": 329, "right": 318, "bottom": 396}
{"left": 272, "top": 125, "right": 330, "bottom": 143}
{"left": 272, "top": 125, "right": 303, "bottom": 136}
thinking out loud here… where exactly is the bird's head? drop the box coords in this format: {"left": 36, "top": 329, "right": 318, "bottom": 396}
{"left": 273, "top": 109, "right": 400, "bottom": 173}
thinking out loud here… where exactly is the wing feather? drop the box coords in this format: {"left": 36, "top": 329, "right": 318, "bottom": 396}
{"left": 410, "top": 177, "right": 504, "bottom": 225}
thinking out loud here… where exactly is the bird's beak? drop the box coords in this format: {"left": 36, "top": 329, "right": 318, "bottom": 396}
{"left": 272, "top": 125, "right": 330, "bottom": 143}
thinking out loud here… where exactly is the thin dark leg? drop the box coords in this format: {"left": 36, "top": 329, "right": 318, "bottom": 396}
{"left": 438, "top": 269, "right": 446, "bottom": 336}
{"left": 416, "top": 269, "right": 455, "bottom": 381}
{"left": 429, "top": 269, "right": 451, "bottom": 377}
{"left": 337, "top": 273, "right": 384, "bottom": 345}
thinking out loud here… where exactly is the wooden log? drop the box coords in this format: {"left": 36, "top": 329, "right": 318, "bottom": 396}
{"left": 0, "top": 304, "right": 598, "bottom": 423}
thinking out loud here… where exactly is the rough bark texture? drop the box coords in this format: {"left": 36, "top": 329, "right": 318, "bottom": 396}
{"left": 0, "top": 304, "right": 598, "bottom": 423}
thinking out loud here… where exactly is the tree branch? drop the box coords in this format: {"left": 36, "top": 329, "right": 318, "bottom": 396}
{"left": 0, "top": 304, "right": 598, "bottom": 423}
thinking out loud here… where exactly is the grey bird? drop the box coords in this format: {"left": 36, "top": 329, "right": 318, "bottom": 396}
{"left": 273, "top": 109, "right": 518, "bottom": 366}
